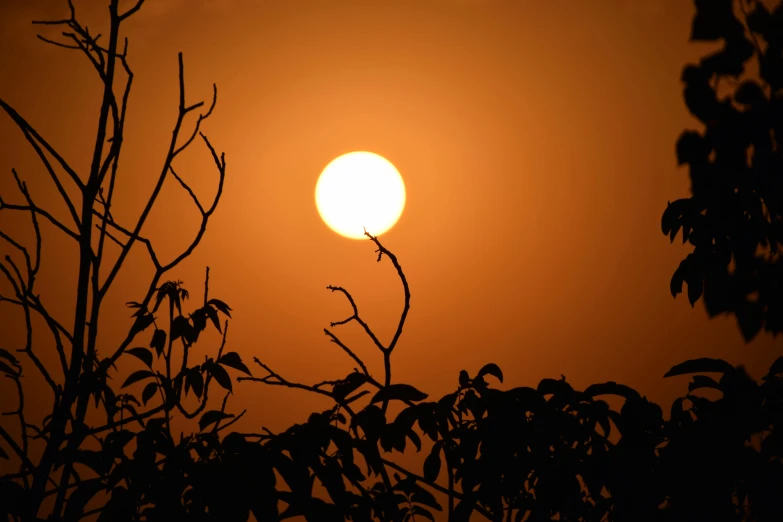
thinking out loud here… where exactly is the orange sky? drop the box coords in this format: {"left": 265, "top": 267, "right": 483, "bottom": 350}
{"left": 0, "top": 0, "right": 779, "bottom": 437}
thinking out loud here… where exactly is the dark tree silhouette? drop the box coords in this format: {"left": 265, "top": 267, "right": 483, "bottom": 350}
{"left": 662, "top": 0, "right": 783, "bottom": 341}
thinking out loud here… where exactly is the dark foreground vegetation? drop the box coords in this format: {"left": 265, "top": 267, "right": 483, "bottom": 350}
{"left": 1, "top": 0, "right": 781, "bottom": 520}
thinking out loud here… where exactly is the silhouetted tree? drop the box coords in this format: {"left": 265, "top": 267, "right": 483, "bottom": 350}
{"left": 0, "top": 1, "right": 246, "bottom": 520}
{"left": 662, "top": 0, "right": 783, "bottom": 341}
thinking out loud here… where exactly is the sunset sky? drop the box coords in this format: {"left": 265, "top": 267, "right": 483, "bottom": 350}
{"left": 0, "top": 0, "right": 779, "bottom": 437}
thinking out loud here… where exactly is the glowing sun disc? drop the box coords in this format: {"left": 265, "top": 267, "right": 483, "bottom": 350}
{"left": 315, "top": 151, "right": 406, "bottom": 239}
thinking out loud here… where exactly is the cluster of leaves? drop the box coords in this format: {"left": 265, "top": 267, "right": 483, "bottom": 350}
{"left": 662, "top": 0, "right": 783, "bottom": 340}
{"left": 4, "top": 357, "right": 782, "bottom": 521}
{"left": 0, "top": 278, "right": 249, "bottom": 522}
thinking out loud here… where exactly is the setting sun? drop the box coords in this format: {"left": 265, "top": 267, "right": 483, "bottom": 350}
{"left": 315, "top": 151, "right": 406, "bottom": 239}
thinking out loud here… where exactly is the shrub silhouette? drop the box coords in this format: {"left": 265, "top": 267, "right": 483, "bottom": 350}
{"left": 661, "top": 0, "right": 783, "bottom": 341}
{"left": 2, "top": 1, "right": 783, "bottom": 521}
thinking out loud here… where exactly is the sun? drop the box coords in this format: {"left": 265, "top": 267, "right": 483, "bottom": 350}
{"left": 315, "top": 151, "right": 406, "bottom": 239}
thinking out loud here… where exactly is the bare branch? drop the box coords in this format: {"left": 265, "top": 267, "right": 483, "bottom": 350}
{"left": 0, "top": 423, "right": 33, "bottom": 472}
{"left": 90, "top": 212, "right": 160, "bottom": 269}
{"left": 323, "top": 328, "right": 372, "bottom": 378}
{"left": 36, "top": 34, "right": 79, "bottom": 50}
{"left": 99, "top": 54, "right": 222, "bottom": 300}
{"left": 364, "top": 230, "right": 411, "bottom": 354}
{"left": 239, "top": 358, "right": 357, "bottom": 417}
{"left": 170, "top": 167, "right": 204, "bottom": 214}
{"left": 119, "top": 0, "right": 146, "bottom": 21}
{"left": 0, "top": 99, "right": 84, "bottom": 193}
{"left": 326, "top": 285, "right": 386, "bottom": 352}
{"left": 173, "top": 85, "right": 217, "bottom": 158}
{"left": 0, "top": 200, "right": 79, "bottom": 242}
{"left": 12, "top": 170, "right": 42, "bottom": 282}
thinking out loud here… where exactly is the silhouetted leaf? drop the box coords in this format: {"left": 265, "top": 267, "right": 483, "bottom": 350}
{"left": 104, "top": 430, "right": 135, "bottom": 453}
{"left": 664, "top": 358, "right": 734, "bottom": 377}
{"left": 190, "top": 370, "right": 204, "bottom": 398}
{"left": 371, "top": 384, "right": 428, "bottom": 404}
{"left": 127, "top": 347, "right": 153, "bottom": 368}
{"left": 150, "top": 329, "right": 166, "bottom": 356}
{"left": 199, "top": 410, "right": 234, "bottom": 431}
{"left": 217, "top": 351, "right": 251, "bottom": 375}
{"left": 766, "top": 356, "right": 783, "bottom": 378}
{"left": 333, "top": 372, "right": 367, "bottom": 400}
{"left": 141, "top": 381, "right": 158, "bottom": 405}
{"left": 131, "top": 312, "right": 154, "bottom": 335}
{"left": 477, "top": 363, "right": 503, "bottom": 383}
{"left": 171, "top": 315, "right": 195, "bottom": 343}
{"left": 407, "top": 429, "right": 422, "bottom": 452}
{"left": 208, "top": 362, "right": 233, "bottom": 392}
{"left": 208, "top": 298, "right": 232, "bottom": 317}
{"left": 411, "top": 505, "right": 436, "bottom": 521}
{"left": 64, "top": 479, "right": 104, "bottom": 521}
{"left": 452, "top": 498, "right": 475, "bottom": 522}
{"left": 423, "top": 442, "right": 442, "bottom": 482}
{"left": 205, "top": 304, "right": 221, "bottom": 331}
{"left": 688, "top": 374, "right": 721, "bottom": 392}
{"left": 0, "top": 360, "right": 15, "bottom": 376}
{"left": 0, "top": 348, "right": 18, "bottom": 364}
{"left": 121, "top": 370, "right": 155, "bottom": 388}
{"left": 584, "top": 381, "right": 641, "bottom": 401}
{"left": 459, "top": 370, "right": 470, "bottom": 388}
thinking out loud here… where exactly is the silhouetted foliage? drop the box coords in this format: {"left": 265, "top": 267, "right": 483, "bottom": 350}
{"left": 3, "top": 1, "right": 783, "bottom": 521}
{"left": 662, "top": 0, "right": 783, "bottom": 341}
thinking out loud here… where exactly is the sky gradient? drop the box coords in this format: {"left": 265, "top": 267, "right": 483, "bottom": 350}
{"left": 0, "top": 0, "right": 779, "bottom": 437}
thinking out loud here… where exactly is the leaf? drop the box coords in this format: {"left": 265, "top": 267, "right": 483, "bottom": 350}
{"left": 688, "top": 374, "right": 721, "bottom": 392}
{"left": 371, "top": 384, "right": 428, "bottom": 405}
{"left": 583, "top": 381, "right": 641, "bottom": 401}
{"left": 765, "top": 356, "right": 783, "bottom": 379}
{"left": 190, "top": 370, "right": 204, "bottom": 399}
{"left": 64, "top": 480, "right": 104, "bottom": 521}
{"left": 199, "top": 409, "right": 234, "bottom": 431}
{"left": 121, "top": 370, "right": 155, "bottom": 388}
{"left": 452, "top": 498, "right": 475, "bottom": 522}
{"left": 410, "top": 484, "right": 442, "bottom": 511}
{"left": 217, "top": 351, "right": 251, "bottom": 375}
{"left": 126, "top": 347, "right": 153, "bottom": 369}
{"left": 423, "top": 442, "right": 442, "bottom": 482}
{"left": 477, "top": 363, "right": 503, "bottom": 383}
{"left": 664, "top": 358, "right": 734, "bottom": 378}
{"left": 150, "top": 329, "right": 166, "bottom": 356}
{"left": 104, "top": 430, "right": 135, "bottom": 452}
{"left": 205, "top": 305, "right": 221, "bottom": 331}
{"left": 0, "top": 348, "right": 18, "bottom": 364}
{"left": 407, "top": 429, "right": 422, "bottom": 452}
{"left": 410, "top": 505, "right": 436, "bottom": 521}
{"left": 333, "top": 372, "right": 367, "bottom": 400}
{"left": 208, "top": 362, "right": 233, "bottom": 393}
{"left": 208, "top": 298, "right": 232, "bottom": 317}
{"left": 141, "top": 382, "right": 158, "bottom": 406}
{"left": 458, "top": 370, "right": 470, "bottom": 388}
{"left": 130, "top": 312, "right": 154, "bottom": 335}
{"left": 171, "top": 315, "right": 194, "bottom": 343}
{"left": 0, "top": 360, "right": 16, "bottom": 376}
